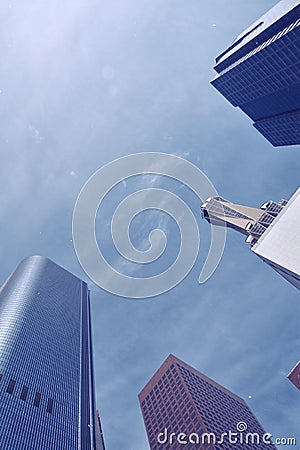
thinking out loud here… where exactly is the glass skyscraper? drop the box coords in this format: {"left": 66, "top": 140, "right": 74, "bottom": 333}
{"left": 0, "top": 255, "right": 105, "bottom": 450}
{"left": 211, "top": 0, "right": 300, "bottom": 147}
{"left": 139, "top": 355, "right": 276, "bottom": 449}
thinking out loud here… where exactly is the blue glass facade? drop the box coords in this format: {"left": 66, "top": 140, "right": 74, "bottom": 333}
{"left": 0, "top": 256, "right": 102, "bottom": 450}
{"left": 254, "top": 110, "right": 300, "bottom": 146}
{"left": 211, "top": 0, "right": 300, "bottom": 147}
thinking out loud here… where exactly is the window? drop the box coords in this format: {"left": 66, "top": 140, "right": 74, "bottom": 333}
{"left": 20, "top": 385, "right": 29, "bottom": 401}
{"left": 6, "top": 379, "right": 16, "bottom": 395}
{"left": 46, "top": 398, "right": 54, "bottom": 414}
{"left": 33, "top": 392, "right": 41, "bottom": 408}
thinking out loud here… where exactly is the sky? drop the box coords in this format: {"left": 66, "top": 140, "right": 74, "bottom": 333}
{"left": 0, "top": 0, "right": 299, "bottom": 449}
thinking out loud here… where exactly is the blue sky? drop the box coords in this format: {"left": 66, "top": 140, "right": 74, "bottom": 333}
{"left": 0, "top": 0, "right": 299, "bottom": 449}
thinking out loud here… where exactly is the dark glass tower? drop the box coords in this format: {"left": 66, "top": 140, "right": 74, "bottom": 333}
{"left": 0, "top": 255, "right": 104, "bottom": 450}
{"left": 211, "top": 0, "right": 300, "bottom": 147}
{"left": 139, "top": 355, "right": 276, "bottom": 449}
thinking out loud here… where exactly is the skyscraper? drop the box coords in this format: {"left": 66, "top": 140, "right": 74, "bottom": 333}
{"left": 201, "top": 187, "right": 300, "bottom": 291}
{"left": 96, "top": 409, "right": 106, "bottom": 450}
{"left": 139, "top": 354, "right": 276, "bottom": 449}
{"left": 288, "top": 361, "right": 300, "bottom": 390}
{"left": 211, "top": 0, "right": 300, "bottom": 147}
{"left": 0, "top": 255, "right": 105, "bottom": 450}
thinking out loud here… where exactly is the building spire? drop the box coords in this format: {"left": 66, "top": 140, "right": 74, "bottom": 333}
{"left": 201, "top": 196, "right": 287, "bottom": 245}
